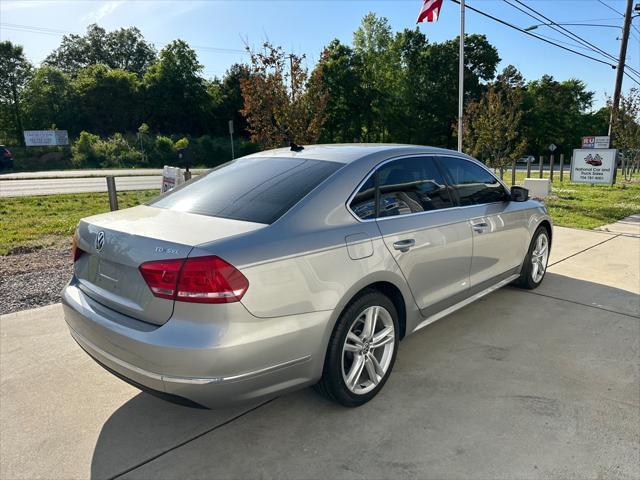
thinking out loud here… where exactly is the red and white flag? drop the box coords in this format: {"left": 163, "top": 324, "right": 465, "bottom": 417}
{"left": 417, "top": 0, "right": 443, "bottom": 23}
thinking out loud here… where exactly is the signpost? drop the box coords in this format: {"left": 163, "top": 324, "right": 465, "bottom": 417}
{"left": 570, "top": 149, "right": 617, "bottom": 184}
{"left": 228, "top": 120, "right": 235, "bottom": 160}
{"left": 581, "top": 136, "right": 610, "bottom": 149}
{"left": 23, "top": 130, "right": 69, "bottom": 147}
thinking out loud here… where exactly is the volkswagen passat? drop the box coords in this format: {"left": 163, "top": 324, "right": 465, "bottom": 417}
{"left": 63, "top": 145, "right": 552, "bottom": 408}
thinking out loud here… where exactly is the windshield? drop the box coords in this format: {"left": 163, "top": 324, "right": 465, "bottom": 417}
{"left": 150, "top": 156, "right": 343, "bottom": 224}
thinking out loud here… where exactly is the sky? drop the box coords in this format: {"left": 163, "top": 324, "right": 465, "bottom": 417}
{"left": 1, "top": 0, "right": 639, "bottom": 109}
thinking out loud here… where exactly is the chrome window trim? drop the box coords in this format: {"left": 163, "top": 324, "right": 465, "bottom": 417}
{"left": 345, "top": 152, "right": 510, "bottom": 224}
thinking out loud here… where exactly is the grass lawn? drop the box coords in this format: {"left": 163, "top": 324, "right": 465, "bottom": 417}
{"left": 1, "top": 172, "right": 639, "bottom": 255}
{"left": 496, "top": 169, "right": 640, "bottom": 229}
{"left": 0, "top": 190, "right": 159, "bottom": 255}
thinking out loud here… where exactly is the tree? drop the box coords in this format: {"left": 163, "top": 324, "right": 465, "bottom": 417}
{"left": 44, "top": 24, "right": 156, "bottom": 76}
{"left": 351, "top": 13, "right": 399, "bottom": 142}
{"left": 611, "top": 88, "right": 640, "bottom": 179}
{"left": 211, "top": 63, "right": 250, "bottom": 137}
{"left": 0, "top": 41, "right": 32, "bottom": 145}
{"left": 524, "top": 75, "right": 594, "bottom": 155}
{"left": 464, "top": 74, "right": 527, "bottom": 177}
{"left": 143, "top": 40, "right": 212, "bottom": 135}
{"left": 23, "top": 66, "right": 75, "bottom": 132}
{"left": 240, "top": 42, "right": 327, "bottom": 148}
{"left": 73, "top": 64, "right": 141, "bottom": 135}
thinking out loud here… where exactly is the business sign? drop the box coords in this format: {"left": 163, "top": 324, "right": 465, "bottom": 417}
{"left": 23, "top": 130, "right": 69, "bottom": 146}
{"left": 161, "top": 165, "right": 185, "bottom": 193}
{"left": 571, "top": 149, "right": 617, "bottom": 184}
{"left": 581, "top": 136, "right": 610, "bottom": 149}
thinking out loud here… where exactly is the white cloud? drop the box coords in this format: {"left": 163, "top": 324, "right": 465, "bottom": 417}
{"left": 82, "top": 0, "right": 125, "bottom": 23}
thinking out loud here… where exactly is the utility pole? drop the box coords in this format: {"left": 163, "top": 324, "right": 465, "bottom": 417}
{"left": 608, "top": 0, "right": 634, "bottom": 145}
{"left": 458, "top": 0, "right": 465, "bottom": 153}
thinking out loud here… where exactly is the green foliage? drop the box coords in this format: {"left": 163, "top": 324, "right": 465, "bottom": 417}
{"left": 174, "top": 137, "right": 189, "bottom": 150}
{"left": 22, "top": 66, "right": 75, "bottom": 131}
{"left": 44, "top": 24, "right": 156, "bottom": 77}
{"left": 0, "top": 41, "right": 32, "bottom": 145}
{"left": 73, "top": 65, "right": 141, "bottom": 135}
{"left": 143, "top": 40, "right": 212, "bottom": 134}
{"left": 71, "top": 131, "right": 100, "bottom": 167}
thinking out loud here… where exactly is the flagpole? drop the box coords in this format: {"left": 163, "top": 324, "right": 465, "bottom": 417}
{"left": 457, "top": 0, "right": 465, "bottom": 152}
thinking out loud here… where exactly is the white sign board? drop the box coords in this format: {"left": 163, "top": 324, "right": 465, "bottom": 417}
{"left": 161, "top": 165, "right": 185, "bottom": 193}
{"left": 571, "top": 149, "right": 617, "bottom": 184}
{"left": 23, "top": 130, "right": 69, "bottom": 146}
{"left": 581, "top": 136, "right": 610, "bottom": 149}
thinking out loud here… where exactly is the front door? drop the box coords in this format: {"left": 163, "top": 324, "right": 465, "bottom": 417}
{"left": 372, "top": 156, "right": 473, "bottom": 315}
{"left": 437, "top": 156, "right": 529, "bottom": 288}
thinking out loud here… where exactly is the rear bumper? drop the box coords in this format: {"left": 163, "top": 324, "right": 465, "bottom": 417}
{"left": 62, "top": 280, "right": 332, "bottom": 408}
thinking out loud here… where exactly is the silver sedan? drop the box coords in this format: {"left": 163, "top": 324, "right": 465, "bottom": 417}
{"left": 63, "top": 144, "right": 552, "bottom": 408}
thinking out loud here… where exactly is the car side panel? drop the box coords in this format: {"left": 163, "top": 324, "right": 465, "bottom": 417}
{"left": 376, "top": 209, "right": 473, "bottom": 312}
{"left": 467, "top": 201, "right": 531, "bottom": 288}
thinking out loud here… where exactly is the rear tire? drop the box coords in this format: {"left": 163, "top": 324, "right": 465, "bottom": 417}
{"left": 515, "top": 225, "right": 550, "bottom": 290}
{"left": 314, "top": 290, "right": 399, "bottom": 407}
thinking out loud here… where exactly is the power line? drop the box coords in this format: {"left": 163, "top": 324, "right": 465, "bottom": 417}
{"left": 507, "top": 0, "right": 619, "bottom": 63}
{"left": 597, "top": 0, "right": 624, "bottom": 17}
{"left": 0, "top": 23, "right": 248, "bottom": 55}
{"left": 450, "top": 0, "right": 617, "bottom": 68}
{"left": 505, "top": 0, "right": 640, "bottom": 80}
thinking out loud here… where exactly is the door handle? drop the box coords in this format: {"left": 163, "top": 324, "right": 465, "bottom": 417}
{"left": 472, "top": 222, "right": 489, "bottom": 233}
{"left": 393, "top": 239, "right": 415, "bottom": 252}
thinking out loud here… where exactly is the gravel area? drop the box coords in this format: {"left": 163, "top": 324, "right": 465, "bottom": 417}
{"left": 0, "top": 240, "right": 72, "bottom": 315}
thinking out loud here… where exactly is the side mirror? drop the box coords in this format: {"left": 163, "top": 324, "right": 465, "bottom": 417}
{"left": 510, "top": 186, "right": 529, "bottom": 202}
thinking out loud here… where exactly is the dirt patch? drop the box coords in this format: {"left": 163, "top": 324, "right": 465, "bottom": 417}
{"left": 1, "top": 238, "right": 73, "bottom": 315}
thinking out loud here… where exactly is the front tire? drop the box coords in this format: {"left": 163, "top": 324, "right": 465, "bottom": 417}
{"left": 314, "top": 291, "right": 399, "bottom": 407}
{"left": 515, "top": 225, "right": 550, "bottom": 289}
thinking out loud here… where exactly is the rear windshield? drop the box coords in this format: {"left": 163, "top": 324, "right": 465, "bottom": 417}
{"left": 150, "top": 157, "right": 343, "bottom": 224}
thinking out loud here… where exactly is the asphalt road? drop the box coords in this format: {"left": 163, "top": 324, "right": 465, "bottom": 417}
{"left": 2, "top": 226, "right": 639, "bottom": 480}
{"left": 0, "top": 175, "right": 163, "bottom": 197}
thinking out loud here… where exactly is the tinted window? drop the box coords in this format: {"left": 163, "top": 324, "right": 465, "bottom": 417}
{"left": 438, "top": 157, "right": 509, "bottom": 206}
{"left": 349, "top": 176, "right": 376, "bottom": 220}
{"left": 151, "top": 157, "right": 343, "bottom": 224}
{"left": 377, "top": 157, "right": 453, "bottom": 218}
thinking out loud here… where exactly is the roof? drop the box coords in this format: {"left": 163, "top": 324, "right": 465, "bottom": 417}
{"left": 243, "top": 144, "right": 467, "bottom": 164}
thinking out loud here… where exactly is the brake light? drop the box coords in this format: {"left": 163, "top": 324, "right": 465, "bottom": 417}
{"left": 139, "top": 256, "right": 249, "bottom": 304}
{"left": 3, "top": 149, "right": 10, "bottom": 157}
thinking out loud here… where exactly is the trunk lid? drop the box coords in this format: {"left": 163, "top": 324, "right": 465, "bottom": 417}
{"left": 74, "top": 205, "right": 266, "bottom": 325}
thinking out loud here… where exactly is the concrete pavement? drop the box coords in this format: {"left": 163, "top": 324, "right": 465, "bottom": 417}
{"left": 1, "top": 226, "right": 638, "bottom": 479}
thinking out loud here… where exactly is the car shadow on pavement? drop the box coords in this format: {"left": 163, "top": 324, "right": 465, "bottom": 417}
{"left": 89, "top": 273, "right": 639, "bottom": 480}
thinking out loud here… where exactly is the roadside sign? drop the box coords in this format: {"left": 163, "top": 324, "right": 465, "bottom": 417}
{"left": 161, "top": 165, "right": 185, "bottom": 193}
{"left": 23, "top": 130, "right": 69, "bottom": 146}
{"left": 581, "top": 136, "right": 610, "bottom": 149}
{"left": 548, "top": 143, "right": 557, "bottom": 152}
{"left": 228, "top": 120, "right": 234, "bottom": 135}
{"left": 570, "top": 149, "right": 617, "bottom": 184}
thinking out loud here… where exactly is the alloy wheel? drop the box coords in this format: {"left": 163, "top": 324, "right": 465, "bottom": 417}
{"left": 531, "top": 232, "right": 549, "bottom": 283}
{"left": 341, "top": 305, "right": 395, "bottom": 395}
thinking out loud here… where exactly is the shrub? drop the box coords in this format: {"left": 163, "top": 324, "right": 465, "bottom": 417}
{"left": 94, "top": 133, "right": 144, "bottom": 168}
{"left": 71, "top": 131, "right": 101, "bottom": 167}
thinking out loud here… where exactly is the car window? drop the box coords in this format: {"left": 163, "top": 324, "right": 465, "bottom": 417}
{"left": 349, "top": 175, "right": 376, "bottom": 220}
{"left": 151, "top": 157, "right": 343, "bottom": 224}
{"left": 377, "top": 157, "right": 454, "bottom": 218}
{"left": 438, "top": 156, "right": 509, "bottom": 206}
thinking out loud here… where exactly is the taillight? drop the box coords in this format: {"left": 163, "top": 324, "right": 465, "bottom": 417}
{"left": 139, "top": 256, "right": 249, "bottom": 304}
{"left": 139, "top": 259, "right": 183, "bottom": 300}
{"left": 72, "top": 233, "right": 84, "bottom": 262}
{"left": 3, "top": 150, "right": 10, "bottom": 157}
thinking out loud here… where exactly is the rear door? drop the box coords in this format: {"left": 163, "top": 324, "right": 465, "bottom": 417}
{"left": 437, "top": 156, "right": 530, "bottom": 288}
{"left": 369, "top": 156, "right": 473, "bottom": 315}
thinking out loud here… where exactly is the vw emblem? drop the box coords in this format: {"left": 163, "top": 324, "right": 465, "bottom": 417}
{"left": 95, "top": 231, "right": 105, "bottom": 253}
